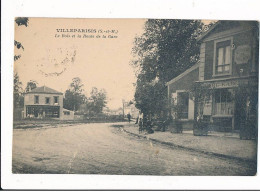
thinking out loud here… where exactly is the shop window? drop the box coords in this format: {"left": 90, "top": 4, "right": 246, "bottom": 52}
{"left": 214, "top": 39, "right": 232, "bottom": 76}
{"left": 54, "top": 96, "right": 59, "bottom": 104}
{"left": 45, "top": 107, "right": 59, "bottom": 118}
{"left": 34, "top": 96, "right": 39, "bottom": 104}
{"left": 177, "top": 92, "right": 189, "bottom": 119}
{"left": 213, "top": 89, "right": 233, "bottom": 115}
{"left": 64, "top": 111, "right": 70, "bottom": 115}
{"left": 45, "top": 97, "right": 50, "bottom": 104}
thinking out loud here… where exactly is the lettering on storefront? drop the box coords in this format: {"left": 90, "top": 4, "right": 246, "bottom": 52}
{"left": 208, "top": 80, "right": 239, "bottom": 89}
{"left": 202, "top": 79, "right": 248, "bottom": 89}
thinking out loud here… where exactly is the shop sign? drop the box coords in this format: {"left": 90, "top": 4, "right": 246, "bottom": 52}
{"left": 202, "top": 79, "right": 248, "bottom": 89}
{"left": 208, "top": 80, "right": 239, "bottom": 89}
{"left": 234, "top": 45, "right": 251, "bottom": 64}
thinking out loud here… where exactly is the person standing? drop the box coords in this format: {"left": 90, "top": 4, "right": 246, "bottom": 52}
{"left": 127, "top": 113, "right": 131, "bottom": 123}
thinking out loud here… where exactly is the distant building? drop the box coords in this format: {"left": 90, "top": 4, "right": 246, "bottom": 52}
{"left": 124, "top": 103, "right": 139, "bottom": 118}
{"left": 24, "top": 86, "right": 64, "bottom": 119}
{"left": 122, "top": 100, "right": 139, "bottom": 118}
{"left": 62, "top": 108, "right": 75, "bottom": 120}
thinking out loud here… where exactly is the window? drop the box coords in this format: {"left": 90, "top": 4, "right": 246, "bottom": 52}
{"left": 177, "top": 92, "right": 189, "bottom": 119}
{"left": 45, "top": 97, "right": 50, "bottom": 104}
{"left": 34, "top": 96, "right": 39, "bottom": 104}
{"left": 213, "top": 89, "right": 233, "bottom": 115}
{"left": 54, "top": 96, "right": 59, "bottom": 104}
{"left": 214, "top": 39, "right": 232, "bottom": 76}
{"left": 64, "top": 111, "right": 70, "bottom": 115}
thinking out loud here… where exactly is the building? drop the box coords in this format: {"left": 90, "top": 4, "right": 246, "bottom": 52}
{"left": 195, "top": 21, "right": 258, "bottom": 133}
{"left": 166, "top": 62, "right": 199, "bottom": 130}
{"left": 24, "top": 86, "right": 64, "bottom": 119}
{"left": 124, "top": 103, "right": 139, "bottom": 118}
{"left": 62, "top": 108, "right": 75, "bottom": 120}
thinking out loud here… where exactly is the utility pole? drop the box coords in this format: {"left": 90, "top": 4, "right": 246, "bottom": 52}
{"left": 122, "top": 99, "right": 125, "bottom": 118}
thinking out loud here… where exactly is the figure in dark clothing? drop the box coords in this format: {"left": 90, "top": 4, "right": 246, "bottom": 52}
{"left": 127, "top": 113, "right": 131, "bottom": 123}
{"left": 135, "top": 117, "right": 138, "bottom": 124}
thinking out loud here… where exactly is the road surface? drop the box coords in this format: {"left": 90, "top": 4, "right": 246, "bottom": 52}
{"left": 12, "top": 123, "right": 256, "bottom": 175}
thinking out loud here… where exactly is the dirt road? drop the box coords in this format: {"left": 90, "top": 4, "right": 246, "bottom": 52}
{"left": 12, "top": 123, "right": 256, "bottom": 175}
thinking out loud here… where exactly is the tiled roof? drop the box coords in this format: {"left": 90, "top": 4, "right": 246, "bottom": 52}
{"left": 27, "top": 86, "right": 63, "bottom": 94}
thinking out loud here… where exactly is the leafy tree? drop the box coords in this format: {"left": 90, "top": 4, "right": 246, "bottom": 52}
{"left": 131, "top": 19, "right": 204, "bottom": 116}
{"left": 13, "top": 72, "right": 24, "bottom": 108}
{"left": 14, "top": 18, "right": 29, "bottom": 108}
{"left": 15, "top": 17, "right": 29, "bottom": 27}
{"left": 135, "top": 73, "right": 168, "bottom": 116}
{"left": 14, "top": 17, "right": 29, "bottom": 61}
{"left": 87, "top": 87, "right": 107, "bottom": 115}
{"left": 63, "top": 77, "right": 86, "bottom": 111}
{"left": 25, "top": 80, "right": 38, "bottom": 92}
{"left": 132, "top": 19, "right": 203, "bottom": 83}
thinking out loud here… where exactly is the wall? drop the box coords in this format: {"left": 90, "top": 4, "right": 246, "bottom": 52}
{"left": 24, "top": 93, "right": 63, "bottom": 106}
{"left": 202, "top": 27, "right": 256, "bottom": 81}
{"left": 204, "top": 40, "right": 214, "bottom": 80}
{"left": 168, "top": 67, "right": 199, "bottom": 121}
{"left": 62, "top": 110, "right": 74, "bottom": 120}
{"left": 168, "top": 68, "right": 199, "bottom": 94}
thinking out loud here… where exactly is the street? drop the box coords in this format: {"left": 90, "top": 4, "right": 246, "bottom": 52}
{"left": 12, "top": 123, "right": 256, "bottom": 175}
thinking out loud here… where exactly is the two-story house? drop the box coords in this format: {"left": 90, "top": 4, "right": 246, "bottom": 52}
{"left": 196, "top": 21, "right": 258, "bottom": 133}
{"left": 24, "top": 86, "right": 63, "bottom": 119}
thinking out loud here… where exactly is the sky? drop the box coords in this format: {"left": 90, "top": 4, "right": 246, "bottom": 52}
{"left": 14, "top": 18, "right": 146, "bottom": 109}
{"left": 14, "top": 18, "right": 216, "bottom": 110}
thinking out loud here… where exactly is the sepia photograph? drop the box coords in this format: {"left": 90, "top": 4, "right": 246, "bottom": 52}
{"left": 12, "top": 17, "right": 258, "bottom": 176}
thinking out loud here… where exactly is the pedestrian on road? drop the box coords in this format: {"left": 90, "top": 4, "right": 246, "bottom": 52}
{"left": 127, "top": 113, "right": 131, "bottom": 123}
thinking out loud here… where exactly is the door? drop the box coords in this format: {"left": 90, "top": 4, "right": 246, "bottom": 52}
{"left": 234, "top": 91, "right": 247, "bottom": 132}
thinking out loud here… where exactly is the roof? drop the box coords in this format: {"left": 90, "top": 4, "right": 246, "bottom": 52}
{"left": 197, "top": 21, "right": 221, "bottom": 42}
{"left": 63, "top": 108, "right": 74, "bottom": 112}
{"left": 197, "top": 21, "right": 257, "bottom": 42}
{"left": 165, "top": 62, "right": 200, "bottom": 86}
{"left": 27, "top": 86, "right": 63, "bottom": 95}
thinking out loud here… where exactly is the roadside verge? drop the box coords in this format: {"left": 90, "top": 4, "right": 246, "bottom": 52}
{"left": 118, "top": 124, "right": 257, "bottom": 164}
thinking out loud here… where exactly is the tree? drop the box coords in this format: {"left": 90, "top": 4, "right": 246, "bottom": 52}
{"left": 13, "top": 72, "right": 24, "bottom": 108}
{"left": 14, "top": 17, "right": 29, "bottom": 61}
{"left": 87, "top": 87, "right": 107, "bottom": 115}
{"left": 131, "top": 19, "right": 204, "bottom": 116}
{"left": 15, "top": 17, "right": 29, "bottom": 27}
{"left": 14, "top": 18, "right": 29, "bottom": 108}
{"left": 63, "top": 77, "right": 86, "bottom": 111}
{"left": 134, "top": 74, "right": 167, "bottom": 117}
{"left": 132, "top": 19, "right": 203, "bottom": 83}
{"left": 25, "top": 80, "right": 38, "bottom": 92}
{"left": 14, "top": 18, "right": 29, "bottom": 107}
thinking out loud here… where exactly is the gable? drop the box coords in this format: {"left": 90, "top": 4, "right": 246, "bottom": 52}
{"left": 198, "top": 21, "right": 257, "bottom": 43}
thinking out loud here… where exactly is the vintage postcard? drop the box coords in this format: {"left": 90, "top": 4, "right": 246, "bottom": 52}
{"left": 12, "top": 17, "right": 258, "bottom": 177}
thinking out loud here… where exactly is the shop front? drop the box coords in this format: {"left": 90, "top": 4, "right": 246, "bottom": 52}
{"left": 196, "top": 76, "right": 258, "bottom": 136}
{"left": 25, "top": 105, "right": 60, "bottom": 119}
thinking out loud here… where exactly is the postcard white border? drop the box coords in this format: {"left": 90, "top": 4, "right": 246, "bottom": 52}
{"left": 2, "top": 0, "right": 260, "bottom": 190}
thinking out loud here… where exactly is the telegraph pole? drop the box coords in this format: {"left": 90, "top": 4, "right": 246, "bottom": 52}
{"left": 122, "top": 99, "right": 125, "bottom": 118}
